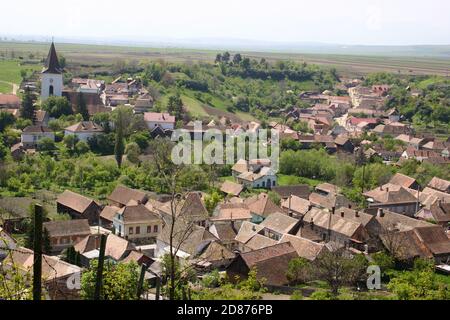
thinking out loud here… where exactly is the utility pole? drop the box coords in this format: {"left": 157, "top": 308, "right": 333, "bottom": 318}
{"left": 33, "top": 204, "right": 43, "bottom": 300}
{"left": 94, "top": 234, "right": 107, "bottom": 300}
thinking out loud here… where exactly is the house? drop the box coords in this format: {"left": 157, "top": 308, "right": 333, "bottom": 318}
{"left": 209, "top": 223, "right": 240, "bottom": 251}
{"left": 64, "top": 121, "right": 104, "bottom": 142}
{"left": 309, "top": 192, "right": 352, "bottom": 211}
{"left": 364, "top": 184, "right": 419, "bottom": 217}
{"left": 112, "top": 201, "right": 163, "bottom": 245}
{"left": 134, "top": 94, "right": 154, "bottom": 113}
{"left": 10, "top": 143, "right": 25, "bottom": 161}
{"left": 33, "top": 110, "right": 50, "bottom": 126}
{"left": 156, "top": 222, "right": 218, "bottom": 262}
{"left": 237, "top": 166, "right": 277, "bottom": 189}
{"left": 56, "top": 190, "right": 101, "bottom": 225}
{"left": 211, "top": 203, "right": 252, "bottom": 229}
{"left": 144, "top": 112, "right": 176, "bottom": 131}
{"left": 244, "top": 193, "right": 282, "bottom": 224}
{"left": 415, "top": 201, "right": 450, "bottom": 228}
{"left": 272, "top": 185, "right": 311, "bottom": 200}
{"left": 227, "top": 242, "right": 299, "bottom": 287}
{"left": 0, "top": 94, "right": 20, "bottom": 109}
{"left": 4, "top": 247, "right": 82, "bottom": 300}
{"left": 231, "top": 159, "right": 249, "bottom": 177}
{"left": 281, "top": 195, "right": 312, "bottom": 218}
{"left": 334, "top": 136, "right": 355, "bottom": 153}
{"left": 0, "top": 227, "right": 16, "bottom": 259}
{"left": 220, "top": 181, "right": 244, "bottom": 197}
{"left": 107, "top": 185, "right": 149, "bottom": 208}
{"left": 74, "top": 233, "right": 136, "bottom": 267}
{"left": 389, "top": 173, "right": 420, "bottom": 190}
{"left": 99, "top": 205, "right": 121, "bottom": 229}
{"left": 315, "top": 183, "right": 340, "bottom": 197}
{"left": 428, "top": 177, "right": 450, "bottom": 194}
{"left": 279, "top": 234, "right": 328, "bottom": 261}
{"left": 21, "top": 125, "right": 55, "bottom": 149}
{"left": 303, "top": 207, "right": 370, "bottom": 248}
{"left": 43, "top": 219, "right": 91, "bottom": 254}
{"left": 373, "top": 123, "right": 411, "bottom": 136}
{"left": 259, "top": 212, "right": 301, "bottom": 241}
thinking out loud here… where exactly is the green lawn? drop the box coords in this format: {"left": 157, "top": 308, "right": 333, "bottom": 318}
{"left": 277, "top": 174, "right": 322, "bottom": 188}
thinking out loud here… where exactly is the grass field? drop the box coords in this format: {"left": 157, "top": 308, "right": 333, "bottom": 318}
{"left": 1, "top": 41, "right": 450, "bottom": 77}
{"left": 0, "top": 59, "right": 41, "bottom": 93}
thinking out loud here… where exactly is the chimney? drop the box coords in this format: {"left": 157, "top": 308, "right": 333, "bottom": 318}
{"left": 137, "top": 200, "right": 142, "bottom": 205}
{"left": 355, "top": 211, "right": 360, "bottom": 218}
{"left": 331, "top": 207, "right": 336, "bottom": 215}
{"left": 341, "top": 210, "right": 345, "bottom": 218}
{"left": 380, "top": 186, "right": 383, "bottom": 191}
{"left": 377, "top": 208, "right": 385, "bottom": 218}
{"left": 348, "top": 204, "right": 352, "bottom": 209}
{"left": 386, "top": 187, "right": 389, "bottom": 193}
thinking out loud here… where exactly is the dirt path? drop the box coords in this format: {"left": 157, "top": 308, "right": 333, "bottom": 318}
{"left": 0, "top": 80, "right": 19, "bottom": 94}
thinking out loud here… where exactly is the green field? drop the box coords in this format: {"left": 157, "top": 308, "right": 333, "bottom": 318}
{"left": 1, "top": 41, "right": 450, "bottom": 77}
{"left": 0, "top": 59, "right": 41, "bottom": 93}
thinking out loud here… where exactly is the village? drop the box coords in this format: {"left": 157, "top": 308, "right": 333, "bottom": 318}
{"left": 0, "top": 41, "right": 449, "bottom": 301}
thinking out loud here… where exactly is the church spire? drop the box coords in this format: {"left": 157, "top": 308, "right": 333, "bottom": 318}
{"left": 42, "top": 41, "right": 62, "bottom": 74}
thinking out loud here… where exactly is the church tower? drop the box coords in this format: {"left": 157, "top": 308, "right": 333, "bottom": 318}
{"left": 41, "top": 42, "right": 63, "bottom": 100}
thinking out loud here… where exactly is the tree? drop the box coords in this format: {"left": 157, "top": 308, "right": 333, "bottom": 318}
{"left": 204, "top": 191, "right": 222, "bottom": 214}
{"left": 75, "top": 92, "right": 89, "bottom": 121}
{"left": 42, "top": 96, "right": 72, "bottom": 118}
{"left": 63, "top": 134, "right": 79, "bottom": 151}
{"left": 37, "top": 137, "right": 56, "bottom": 153}
{"left": 313, "top": 249, "right": 368, "bottom": 296}
{"left": 388, "top": 258, "right": 450, "bottom": 300}
{"left": 75, "top": 141, "right": 90, "bottom": 155}
{"left": 222, "top": 52, "right": 231, "bottom": 63}
{"left": 0, "top": 139, "right": 8, "bottom": 161}
{"left": 0, "top": 111, "right": 15, "bottom": 132}
{"left": 286, "top": 257, "right": 311, "bottom": 285}
{"left": 215, "top": 53, "right": 222, "bottom": 63}
{"left": 125, "top": 142, "right": 141, "bottom": 164}
{"left": 167, "top": 94, "right": 184, "bottom": 120}
{"left": 233, "top": 53, "right": 242, "bottom": 65}
{"left": 114, "top": 108, "right": 126, "bottom": 168}
{"left": 20, "top": 87, "right": 36, "bottom": 120}
{"left": 80, "top": 260, "right": 143, "bottom": 300}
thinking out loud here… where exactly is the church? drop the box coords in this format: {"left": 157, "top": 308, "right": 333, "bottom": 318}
{"left": 41, "top": 42, "right": 63, "bottom": 100}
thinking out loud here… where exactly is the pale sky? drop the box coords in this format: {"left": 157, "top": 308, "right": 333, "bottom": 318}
{"left": 2, "top": 0, "right": 450, "bottom": 45}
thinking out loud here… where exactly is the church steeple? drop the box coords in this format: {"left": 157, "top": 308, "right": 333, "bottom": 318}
{"left": 42, "top": 42, "right": 62, "bottom": 74}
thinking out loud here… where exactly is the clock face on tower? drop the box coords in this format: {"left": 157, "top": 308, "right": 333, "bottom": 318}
{"left": 50, "top": 79, "right": 54, "bottom": 83}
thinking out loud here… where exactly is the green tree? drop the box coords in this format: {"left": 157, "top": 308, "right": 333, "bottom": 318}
{"left": 167, "top": 93, "right": 184, "bottom": 120}
{"left": 286, "top": 257, "right": 311, "bottom": 285}
{"left": 42, "top": 96, "right": 72, "bottom": 118}
{"left": 125, "top": 142, "right": 141, "bottom": 164}
{"left": 37, "top": 137, "right": 56, "bottom": 153}
{"left": 114, "top": 107, "right": 127, "bottom": 168}
{"left": 20, "top": 87, "right": 36, "bottom": 120}
{"left": 80, "top": 260, "right": 143, "bottom": 300}
{"left": 63, "top": 134, "right": 79, "bottom": 151}
{"left": 75, "top": 140, "right": 90, "bottom": 155}
{"left": 0, "top": 111, "right": 15, "bottom": 132}
{"left": 204, "top": 191, "right": 222, "bottom": 214}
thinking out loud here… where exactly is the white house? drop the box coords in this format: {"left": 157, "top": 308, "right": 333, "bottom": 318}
{"left": 113, "top": 202, "right": 162, "bottom": 245}
{"left": 237, "top": 166, "right": 277, "bottom": 189}
{"left": 144, "top": 112, "right": 176, "bottom": 131}
{"left": 41, "top": 42, "right": 63, "bottom": 100}
{"left": 64, "top": 121, "right": 104, "bottom": 142}
{"left": 21, "top": 126, "right": 55, "bottom": 149}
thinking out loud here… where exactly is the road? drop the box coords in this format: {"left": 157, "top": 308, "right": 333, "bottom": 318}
{"left": 0, "top": 80, "right": 19, "bottom": 94}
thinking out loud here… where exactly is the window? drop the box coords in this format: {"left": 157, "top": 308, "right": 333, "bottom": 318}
{"left": 136, "top": 227, "right": 141, "bottom": 235}
{"left": 153, "top": 225, "right": 158, "bottom": 233}
{"left": 147, "top": 226, "right": 152, "bottom": 234}
{"left": 49, "top": 85, "right": 54, "bottom": 96}
{"left": 129, "top": 227, "right": 134, "bottom": 235}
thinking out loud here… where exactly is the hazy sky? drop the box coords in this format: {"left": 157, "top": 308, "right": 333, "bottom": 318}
{"left": 2, "top": 0, "right": 450, "bottom": 45}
